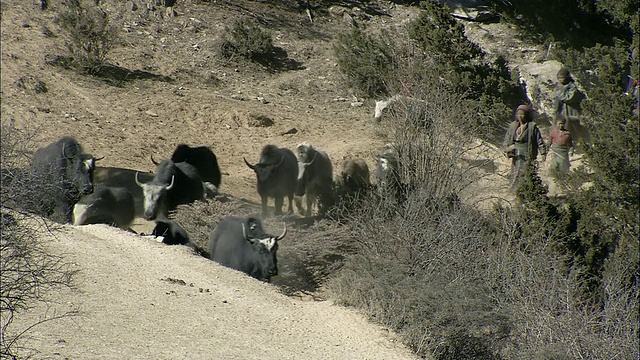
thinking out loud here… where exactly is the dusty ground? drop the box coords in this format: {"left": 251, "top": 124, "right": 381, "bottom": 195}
{"left": 1, "top": 0, "right": 572, "bottom": 358}
{"left": 11, "top": 223, "right": 416, "bottom": 359}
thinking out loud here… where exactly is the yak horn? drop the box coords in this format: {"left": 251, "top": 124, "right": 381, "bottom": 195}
{"left": 134, "top": 172, "right": 144, "bottom": 187}
{"left": 276, "top": 223, "right": 287, "bottom": 241}
{"left": 165, "top": 175, "right": 175, "bottom": 190}
{"left": 275, "top": 155, "right": 285, "bottom": 167}
{"left": 243, "top": 157, "right": 256, "bottom": 170}
{"left": 242, "top": 223, "right": 248, "bottom": 240}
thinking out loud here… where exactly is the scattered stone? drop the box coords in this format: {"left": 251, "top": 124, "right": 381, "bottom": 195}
{"left": 145, "top": 110, "right": 158, "bottom": 117}
{"left": 44, "top": 54, "right": 73, "bottom": 67}
{"left": 281, "top": 127, "right": 298, "bottom": 135}
{"left": 161, "top": 277, "right": 187, "bottom": 286}
{"left": 41, "top": 25, "right": 55, "bottom": 38}
{"left": 15, "top": 76, "right": 48, "bottom": 94}
{"left": 247, "top": 113, "right": 274, "bottom": 127}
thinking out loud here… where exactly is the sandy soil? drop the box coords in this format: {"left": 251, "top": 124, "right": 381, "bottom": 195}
{"left": 11, "top": 224, "right": 416, "bottom": 359}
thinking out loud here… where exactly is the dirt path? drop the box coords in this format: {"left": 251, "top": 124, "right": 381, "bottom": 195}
{"left": 13, "top": 224, "right": 417, "bottom": 360}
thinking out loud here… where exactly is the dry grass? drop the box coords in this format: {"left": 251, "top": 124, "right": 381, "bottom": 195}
{"left": 1, "top": 124, "right": 77, "bottom": 358}
{"left": 324, "top": 79, "right": 639, "bottom": 358}
{"left": 172, "top": 198, "right": 354, "bottom": 297}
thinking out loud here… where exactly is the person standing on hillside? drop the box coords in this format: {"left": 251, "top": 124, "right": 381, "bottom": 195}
{"left": 547, "top": 115, "right": 573, "bottom": 177}
{"left": 553, "top": 68, "right": 587, "bottom": 144}
{"left": 503, "top": 104, "right": 547, "bottom": 189}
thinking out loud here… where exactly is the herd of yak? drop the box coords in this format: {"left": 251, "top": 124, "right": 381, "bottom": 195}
{"left": 19, "top": 136, "right": 398, "bottom": 282}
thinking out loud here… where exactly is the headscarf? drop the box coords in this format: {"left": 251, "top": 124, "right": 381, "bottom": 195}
{"left": 516, "top": 104, "right": 532, "bottom": 113}
{"left": 515, "top": 104, "right": 532, "bottom": 120}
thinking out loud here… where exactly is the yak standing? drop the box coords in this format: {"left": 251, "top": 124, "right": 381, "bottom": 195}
{"left": 336, "top": 158, "right": 371, "bottom": 194}
{"left": 244, "top": 145, "right": 298, "bottom": 217}
{"left": 295, "top": 142, "right": 333, "bottom": 217}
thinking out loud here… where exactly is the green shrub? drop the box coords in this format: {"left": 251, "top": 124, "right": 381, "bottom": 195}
{"left": 407, "top": 1, "right": 483, "bottom": 65}
{"left": 55, "top": 0, "right": 119, "bottom": 71}
{"left": 219, "top": 18, "right": 274, "bottom": 61}
{"left": 327, "top": 67, "right": 638, "bottom": 358}
{"left": 407, "top": 1, "right": 525, "bottom": 134}
{"left": 546, "top": 35, "right": 639, "bottom": 307}
{"left": 333, "top": 27, "right": 396, "bottom": 97}
{"left": 488, "top": 0, "right": 631, "bottom": 47}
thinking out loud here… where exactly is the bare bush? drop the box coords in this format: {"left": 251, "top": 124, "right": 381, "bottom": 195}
{"left": 327, "top": 62, "right": 638, "bottom": 357}
{"left": 488, "top": 206, "right": 639, "bottom": 359}
{"left": 173, "top": 197, "right": 255, "bottom": 256}
{"left": 55, "top": 0, "right": 119, "bottom": 71}
{"left": 173, "top": 198, "right": 354, "bottom": 296}
{"left": 327, "top": 78, "right": 510, "bottom": 358}
{"left": 1, "top": 124, "right": 77, "bottom": 359}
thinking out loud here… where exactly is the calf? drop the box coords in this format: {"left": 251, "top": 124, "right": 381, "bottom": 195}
{"left": 336, "top": 158, "right": 371, "bottom": 193}
{"left": 152, "top": 217, "right": 190, "bottom": 245}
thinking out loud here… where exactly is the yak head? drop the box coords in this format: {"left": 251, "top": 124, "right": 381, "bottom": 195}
{"left": 136, "top": 173, "right": 174, "bottom": 220}
{"left": 295, "top": 142, "right": 318, "bottom": 182}
{"left": 242, "top": 221, "right": 287, "bottom": 282}
{"left": 244, "top": 155, "right": 284, "bottom": 182}
{"left": 62, "top": 142, "right": 102, "bottom": 196}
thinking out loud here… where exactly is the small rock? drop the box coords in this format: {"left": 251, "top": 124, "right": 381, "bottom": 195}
{"left": 247, "top": 114, "right": 274, "bottom": 127}
{"left": 145, "top": 110, "right": 158, "bottom": 117}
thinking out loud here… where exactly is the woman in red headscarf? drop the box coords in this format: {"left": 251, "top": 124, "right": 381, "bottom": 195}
{"left": 503, "top": 104, "right": 547, "bottom": 189}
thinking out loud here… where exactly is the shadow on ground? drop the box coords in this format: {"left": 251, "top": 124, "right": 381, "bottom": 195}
{"left": 255, "top": 47, "right": 306, "bottom": 73}
{"left": 91, "top": 64, "right": 173, "bottom": 86}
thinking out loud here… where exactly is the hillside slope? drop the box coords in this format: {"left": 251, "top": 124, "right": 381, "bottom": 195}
{"left": 1, "top": 0, "right": 556, "bottom": 357}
